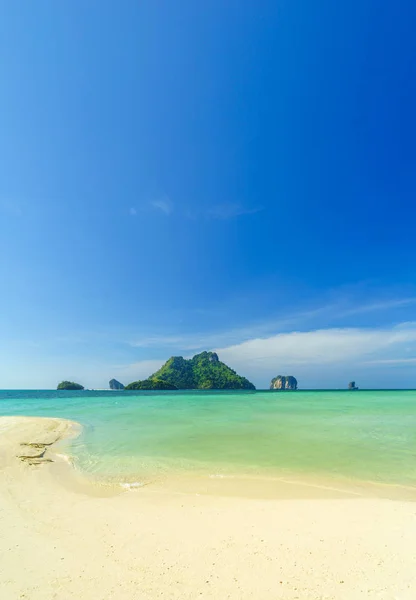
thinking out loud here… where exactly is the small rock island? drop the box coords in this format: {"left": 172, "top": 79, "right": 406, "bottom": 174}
{"left": 57, "top": 381, "right": 84, "bottom": 391}
{"left": 270, "top": 375, "right": 298, "bottom": 390}
{"left": 348, "top": 381, "right": 359, "bottom": 390}
{"left": 109, "top": 379, "right": 125, "bottom": 390}
{"left": 125, "top": 351, "right": 255, "bottom": 390}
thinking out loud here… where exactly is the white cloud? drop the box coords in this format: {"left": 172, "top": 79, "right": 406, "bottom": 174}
{"left": 214, "top": 323, "right": 416, "bottom": 378}
{"left": 150, "top": 198, "right": 173, "bottom": 215}
{"left": 129, "top": 207, "right": 137, "bottom": 216}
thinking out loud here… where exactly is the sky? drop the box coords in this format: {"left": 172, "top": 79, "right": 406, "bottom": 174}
{"left": 1, "top": 1, "right": 416, "bottom": 389}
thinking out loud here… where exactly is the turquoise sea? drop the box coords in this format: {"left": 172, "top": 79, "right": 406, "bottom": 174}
{"left": 1, "top": 389, "right": 416, "bottom": 490}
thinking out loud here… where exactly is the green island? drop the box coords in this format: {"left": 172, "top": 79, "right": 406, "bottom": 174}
{"left": 57, "top": 381, "right": 85, "bottom": 391}
{"left": 125, "top": 378, "right": 178, "bottom": 391}
{"left": 125, "top": 351, "right": 255, "bottom": 390}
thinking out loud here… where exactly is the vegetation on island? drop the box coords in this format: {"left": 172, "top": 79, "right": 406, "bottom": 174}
{"left": 126, "top": 351, "right": 255, "bottom": 391}
{"left": 270, "top": 375, "right": 298, "bottom": 390}
{"left": 57, "top": 381, "right": 84, "bottom": 391}
{"left": 125, "top": 378, "right": 178, "bottom": 391}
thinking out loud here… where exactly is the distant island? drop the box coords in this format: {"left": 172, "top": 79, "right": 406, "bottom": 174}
{"left": 270, "top": 375, "right": 298, "bottom": 390}
{"left": 125, "top": 351, "right": 255, "bottom": 390}
{"left": 125, "top": 378, "right": 178, "bottom": 391}
{"left": 109, "top": 379, "right": 124, "bottom": 390}
{"left": 348, "top": 381, "right": 359, "bottom": 390}
{"left": 57, "top": 381, "right": 84, "bottom": 391}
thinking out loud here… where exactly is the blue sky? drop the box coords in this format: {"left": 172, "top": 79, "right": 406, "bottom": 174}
{"left": 1, "top": 1, "right": 416, "bottom": 389}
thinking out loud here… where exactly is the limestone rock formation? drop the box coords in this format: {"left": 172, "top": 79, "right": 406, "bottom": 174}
{"left": 209, "top": 352, "right": 219, "bottom": 363}
{"left": 348, "top": 381, "right": 359, "bottom": 390}
{"left": 270, "top": 375, "right": 298, "bottom": 390}
{"left": 109, "top": 379, "right": 125, "bottom": 390}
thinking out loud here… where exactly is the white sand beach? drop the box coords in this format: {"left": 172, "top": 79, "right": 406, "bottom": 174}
{"left": 1, "top": 416, "right": 416, "bottom": 599}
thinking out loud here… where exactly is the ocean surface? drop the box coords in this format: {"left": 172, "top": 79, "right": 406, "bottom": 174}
{"left": 1, "top": 389, "right": 416, "bottom": 489}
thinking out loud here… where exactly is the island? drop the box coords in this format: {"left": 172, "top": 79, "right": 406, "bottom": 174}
{"left": 125, "top": 378, "right": 178, "bottom": 391}
{"left": 348, "top": 381, "right": 359, "bottom": 390}
{"left": 109, "top": 379, "right": 125, "bottom": 390}
{"left": 57, "top": 381, "right": 84, "bottom": 391}
{"left": 270, "top": 375, "right": 298, "bottom": 390}
{"left": 125, "top": 351, "right": 255, "bottom": 390}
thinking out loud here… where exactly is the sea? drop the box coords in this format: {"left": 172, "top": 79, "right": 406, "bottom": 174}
{"left": 1, "top": 389, "right": 416, "bottom": 492}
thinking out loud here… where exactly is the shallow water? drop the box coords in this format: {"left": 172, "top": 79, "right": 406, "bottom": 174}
{"left": 1, "top": 389, "right": 416, "bottom": 488}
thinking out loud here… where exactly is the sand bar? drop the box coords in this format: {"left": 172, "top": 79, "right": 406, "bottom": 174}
{"left": 1, "top": 416, "right": 416, "bottom": 599}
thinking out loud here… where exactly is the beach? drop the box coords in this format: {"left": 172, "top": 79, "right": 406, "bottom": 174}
{"left": 1, "top": 416, "right": 416, "bottom": 599}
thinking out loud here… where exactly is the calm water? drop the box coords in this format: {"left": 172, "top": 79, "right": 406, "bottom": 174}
{"left": 1, "top": 389, "right": 416, "bottom": 487}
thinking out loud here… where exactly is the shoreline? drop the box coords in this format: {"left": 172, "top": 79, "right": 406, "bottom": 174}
{"left": 1, "top": 417, "right": 416, "bottom": 598}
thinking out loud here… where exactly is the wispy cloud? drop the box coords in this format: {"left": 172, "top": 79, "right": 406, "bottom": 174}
{"left": 129, "top": 207, "right": 137, "bottom": 216}
{"left": 128, "top": 297, "right": 416, "bottom": 355}
{"left": 150, "top": 198, "right": 173, "bottom": 215}
{"left": 206, "top": 203, "right": 263, "bottom": 220}
{"left": 216, "top": 324, "right": 416, "bottom": 367}
{"left": 111, "top": 359, "right": 165, "bottom": 382}
{"left": 339, "top": 297, "right": 416, "bottom": 317}
{"left": 364, "top": 357, "right": 416, "bottom": 365}
{"left": 129, "top": 321, "right": 299, "bottom": 353}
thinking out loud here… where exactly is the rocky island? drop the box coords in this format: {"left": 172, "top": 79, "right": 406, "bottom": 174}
{"left": 109, "top": 379, "right": 124, "bottom": 390}
{"left": 57, "top": 381, "right": 84, "bottom": 391}
{"left": 348, "top": 381, "right": 359, "bottom": 390}
{"left": 270, "top": 375, "right": 298, "bottom": 390}
{"left": 125, "top": 351, "right": 255, "bottom": 390}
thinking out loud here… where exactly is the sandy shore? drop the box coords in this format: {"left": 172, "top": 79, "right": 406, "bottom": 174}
{"left": 1, "top": 417, "right": 416, "bottom": 599}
